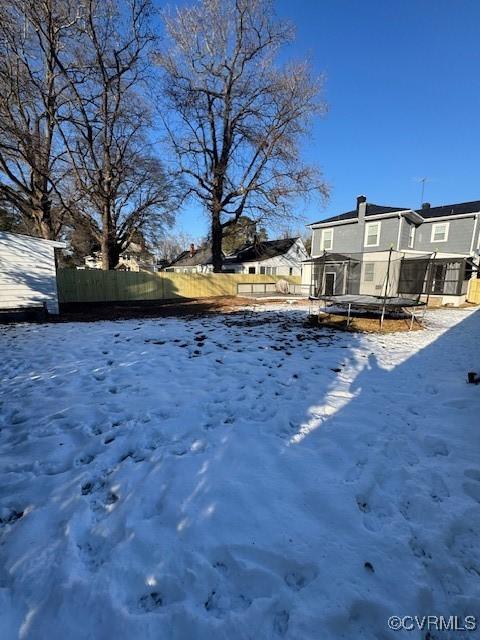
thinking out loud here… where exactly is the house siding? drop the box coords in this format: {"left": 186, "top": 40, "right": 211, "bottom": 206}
{"left": 413, "top": 216, "right": 477, "bottom": 254}
{"left": 311, "top": 215, "right": 401, "bottom": 256}
{"left": 0, "top": 232, "right": 62, "bottom": 314}
{"left": 399, "top": 218, "right": 413, "bottom": 250}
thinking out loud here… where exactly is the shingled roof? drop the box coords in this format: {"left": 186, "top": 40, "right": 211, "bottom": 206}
{"left": 310, "top": 204, "right": 408, "bottom": 226}
{"left": 168, "top": 246, "right": 215, "bottom": 267}
{"left": 415, "top": 200, "right": 480, "bottom": 219}
{"left": 310, "top": 198, "right": 480, "bottom": 226}
{"left": 226, "top": 237, "right": 298, "bottom": 263}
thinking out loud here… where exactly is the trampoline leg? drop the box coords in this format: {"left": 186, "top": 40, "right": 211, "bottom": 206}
{"left": 347, "top": 303, "right": 352, "bottom": 327}
{"left": 410, "top": 310, "right": 415, "bottom": 330}
{"left": 380, "top": 306, "right": 386, "bottom": 329}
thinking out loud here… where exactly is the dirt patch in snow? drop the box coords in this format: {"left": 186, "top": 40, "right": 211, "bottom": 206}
{"left": 56, "top": 296, "right": 286, "bottom": 322}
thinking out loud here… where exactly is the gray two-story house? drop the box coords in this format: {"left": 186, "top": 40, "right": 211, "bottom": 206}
{"left": 303, "top": 195, "right": 480, "bottom": 305}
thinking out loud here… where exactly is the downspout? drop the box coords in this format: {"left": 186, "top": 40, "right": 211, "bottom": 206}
{"left": 396, "top": 213, "right": 403, "bottom": 251}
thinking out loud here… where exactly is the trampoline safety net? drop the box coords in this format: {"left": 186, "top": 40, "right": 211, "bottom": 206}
{"left": 306, "top": 250, "right": 436, "bottom": 303}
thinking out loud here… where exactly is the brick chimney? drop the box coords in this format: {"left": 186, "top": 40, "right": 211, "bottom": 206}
{"left": 357, "top": 195, "right": 367, "bottom": 221}
{"left": 189, "top": 243, "right": 195, "bottom": 257}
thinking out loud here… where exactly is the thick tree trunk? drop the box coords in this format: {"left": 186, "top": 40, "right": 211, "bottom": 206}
{"left": 211, "top": 206, "right": 223, "bottom": 272}
{"left": 101, "top": 203, "right": 120, "bottom": 270}
{"left": 101, "top": 235, "right": 121, "bottom": 270}
{"left": 31, "top": 194, "right": 55, "bottom": 240}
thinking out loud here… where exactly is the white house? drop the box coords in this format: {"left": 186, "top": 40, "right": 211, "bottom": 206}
{"left": 223, "top": 237, "right": 308, "bottom": 276}
{"left": 0, "top": 232, "right": 65, "bottom": 314}
{"left": 164, "top": 244, "right": 216, "bottom": 273}
{"left": 165, "top": 238, "right": 308, "bottom": 275}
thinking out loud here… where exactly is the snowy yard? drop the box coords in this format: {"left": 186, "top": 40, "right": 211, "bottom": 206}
{"left": 1, "top": 305, "right": 479, "bottom": 639}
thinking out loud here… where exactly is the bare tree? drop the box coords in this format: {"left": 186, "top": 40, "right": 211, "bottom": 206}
{"left": 59, "top": 0, "right": 175, "bottom": 270}
{"left": 156, "top": 0, "right": 328, "bottom": 272}
{"left": 0, "top": 0, "right": 79, "bottom": 239}
{"left": 153, "top": 230, "right": 198, "bottom": 263}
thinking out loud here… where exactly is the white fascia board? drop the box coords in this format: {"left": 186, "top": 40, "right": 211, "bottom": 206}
{"left": 308, "top": 218, "right": 358, "bottom": 229}
{"left": 421, "top": 212, "right": 479, "bottom": 223}
{"left": 402, "top": 210, "right": 424, "bottom": 224}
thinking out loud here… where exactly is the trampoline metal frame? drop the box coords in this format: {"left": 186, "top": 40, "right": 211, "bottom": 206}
{"left": 310, "top": 295, "right": 427, "bottom": 330}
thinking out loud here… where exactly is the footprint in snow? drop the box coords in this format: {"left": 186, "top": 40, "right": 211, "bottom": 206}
{"left": 344, "top": 459, "right": 367, "bottom": 484}
{"left": 428, "top": 473, "right": 450, "bottom": 502}
{"left": 355, "top": 490, "right": 394, "bottom": 531}
{"left": 74, "top": 453, "right": 95, "bottom": 467}
{"left": 421, "top": 436, "right": 449, "bottom": 457}
{"left": 139, "top": 591, "right": 163, "bottom": 612}
{"left": 0, "top": 508, "right": 24, "bottom": 528}
{"left": 409, "top": 536, "right": 433, "bottom": 562}
{"left": 463, "top": 482, "right": 480, "bottom": 504}
{"left": 273, "top": 609, "right": 290, "bottom": 637}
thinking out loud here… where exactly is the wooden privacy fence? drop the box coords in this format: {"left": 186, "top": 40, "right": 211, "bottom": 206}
{"left": 57, "top": 269, "right": 301, "bottom": 304}
{"left": 467, "top": 278, "right": 480, "bottom": 304}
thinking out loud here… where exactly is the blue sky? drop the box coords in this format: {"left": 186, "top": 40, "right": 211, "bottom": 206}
{"left": 171, "top": 0, "right": 480, "bottom": 239}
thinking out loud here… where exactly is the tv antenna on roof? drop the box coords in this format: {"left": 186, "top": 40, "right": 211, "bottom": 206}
{"left": 414, "top": 176, "right": 430, "bottom": 206}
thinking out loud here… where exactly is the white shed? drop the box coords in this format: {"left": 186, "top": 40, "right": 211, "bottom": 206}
{"left": 0, "top": 232, "right": 65, "bottom": 314}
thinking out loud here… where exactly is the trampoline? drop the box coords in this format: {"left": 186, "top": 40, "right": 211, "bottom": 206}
{"left": 306, "top": 249, "right": 434, "bottom": 329}
{"left": 309, "top": 293, "right": 426, "bottom": 329}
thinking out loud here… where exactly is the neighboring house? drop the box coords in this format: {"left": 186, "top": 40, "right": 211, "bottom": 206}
{"left": 303, "top": 195, "right": 480, "bottom": 305}
{"left": 84, "top": 242, "right": 155, "bottom": 271}
{"left": 165, "top": 238, "right": 307, "bottom": 275}
{"left": 164, "top": 244, "right": 217, "bottom": 273}
{"left": 0, "top": 231, "right": 65, "bottom": 314}
{"left": 224, "top": 237, "right": 308, "bottom": 276}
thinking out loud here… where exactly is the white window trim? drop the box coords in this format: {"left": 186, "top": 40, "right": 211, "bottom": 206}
{"left": 430, "top": 222, "right": 449, "bottom": 243}
{"left": 364, "top": 221, "right": 381, "bottom": 248}
{"left": 408, "top": 225, "right": 415, "bottom": 249}
{"left": 320, "top": 228, "right": 334, "bottom": 251}
{"left": 363, "top": 262, "right": 375, "bottom": 282}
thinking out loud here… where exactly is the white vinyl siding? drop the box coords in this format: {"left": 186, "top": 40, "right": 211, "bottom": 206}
{"left": 364, "top": 222, "right": 381, "bottom": 247}
{"left": 0, "top": 233, "right": 63, "bottom": 314}
{"left": 431, "top": 222, "right": 449, "bottom": 243}
{"left": 363, "top": 262, "right": 375, "bottom": 282}
{"left": 320, "top": 228, "right": 333, "bottom": 251}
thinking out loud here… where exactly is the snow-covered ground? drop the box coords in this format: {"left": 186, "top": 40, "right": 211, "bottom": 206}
{"left": 0, "top": 305, "right": 479, "bottom": 639}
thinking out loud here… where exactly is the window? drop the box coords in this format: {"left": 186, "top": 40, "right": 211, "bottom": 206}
{"left": 320, "top": 228, "right": 333, "bottom": 251}
{"left": 364, "top": 222, "right": 381, "bottom": 247}
{"left": 260, "top": 266, "right": 276, "bottom": 275}
{"left": 363, "top": 262, "right": 375, "bottom": 282}
{"left": 248, "top": 266, "right": 256, "bottom": 274}
{"left": 408, "top": 225, "right": 416, "bottom": 249}
{"left": 431, "top": 222, "right": 449, "bottom": 243}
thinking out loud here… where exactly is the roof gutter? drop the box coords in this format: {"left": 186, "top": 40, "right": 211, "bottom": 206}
{"left": 420, "top": 212, "right": 480, "bottom": 223}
